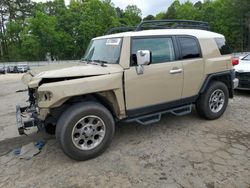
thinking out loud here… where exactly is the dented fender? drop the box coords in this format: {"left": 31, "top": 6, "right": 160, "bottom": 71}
{"left": 37, "top": 73, "right": 125, "bottom": 115}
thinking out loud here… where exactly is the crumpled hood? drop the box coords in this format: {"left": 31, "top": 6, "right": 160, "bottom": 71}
{"left": 235, "top": 61, "right": 250, "bottom": 73}
{"left": 22, "top": 62, "right": 123, "bottom": 88}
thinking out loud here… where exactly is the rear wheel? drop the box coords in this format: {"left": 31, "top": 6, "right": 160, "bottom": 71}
{"left": 196, "top": 81, "right": 229, "bottom": 120}
{"left": 56, "top": 102, "right": 115, "bottom": 161}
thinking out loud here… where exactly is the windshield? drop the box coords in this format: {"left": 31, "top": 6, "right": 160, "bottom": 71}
{"left": 83, "top": 38, "right": 122, "bottom": 64}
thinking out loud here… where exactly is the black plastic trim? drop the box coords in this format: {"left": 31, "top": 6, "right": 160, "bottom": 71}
{"left": 126, "top": 95, "right": 198, "bottom": 118}
{"left": 136, "top": 19, "right": 210, "bottom": 31}
{"left": 199, "top": 70, "right": 234, "bottom": 98}
{"left": 105, "top": 19, "right": 210, "bottom": 35}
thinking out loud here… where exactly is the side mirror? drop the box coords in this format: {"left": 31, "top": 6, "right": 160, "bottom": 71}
{"left": 137, "top": 50, "right": 151, "bottom": 65}
{"left": 136, "top": 50, "right": 151, "bottom": 75}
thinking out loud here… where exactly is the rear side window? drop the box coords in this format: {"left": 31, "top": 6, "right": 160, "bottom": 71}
{"left": 215, "top": 38, "right": 231, "bottom": 55}
{"left": 131, "top": 37, "right": 176, "bottom": 64}
{"left": 179, "top": 37, "right": 201, "bottom": 59}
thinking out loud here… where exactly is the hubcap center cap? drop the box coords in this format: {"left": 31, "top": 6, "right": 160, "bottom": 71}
{"left": 83, "top": 125, "right": 94, "bottom": 137}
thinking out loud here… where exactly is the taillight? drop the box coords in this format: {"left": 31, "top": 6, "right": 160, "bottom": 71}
{"left": 232, "top": 58, "right": 239, "bottom": 66}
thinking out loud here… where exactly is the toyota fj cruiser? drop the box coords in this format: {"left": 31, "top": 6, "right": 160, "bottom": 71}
{"left": 16, "top": 20, "right": 239, "bottom": 160}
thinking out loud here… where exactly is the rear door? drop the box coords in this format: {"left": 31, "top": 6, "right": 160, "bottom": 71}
{"left": 124, "top": 36, "right": 183, "bottom": 115}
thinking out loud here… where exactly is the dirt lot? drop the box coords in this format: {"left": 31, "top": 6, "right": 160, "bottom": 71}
{"left": 0, "top": 74, "right": 249, "bottom": 188}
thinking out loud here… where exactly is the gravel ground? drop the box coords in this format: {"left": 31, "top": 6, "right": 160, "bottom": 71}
{"left": 0, "top": 74, "right": 249, "bottom": 188}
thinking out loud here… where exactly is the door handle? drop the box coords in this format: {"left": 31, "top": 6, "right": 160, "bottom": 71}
{"left": 170, "top": 68, "right": 183, "bottom": 74}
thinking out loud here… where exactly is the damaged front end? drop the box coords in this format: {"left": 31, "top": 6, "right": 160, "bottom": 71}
{"left": 16, "top": 105, "right": 40, "bottom": 135}
{"left": 16, "top": 88, "right": 42, "bottom": 135}
{"left": 16, "top": 62, "right": 124, "bottom": 135}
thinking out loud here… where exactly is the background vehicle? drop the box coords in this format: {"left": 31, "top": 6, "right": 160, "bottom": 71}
{"left": 234, "top": 54, "right": 250, "bottom": 90}
{"left": 16, "top": 20, "right": 238, "bottom": 161}
{"left": 0, "top": 65, "right": 5, "bottom": 74}
{"left": 17, "top": 64, "right": 30, "bottom": 73}
{"left": 7, "top": 65, "right": 18, "bottom": 73}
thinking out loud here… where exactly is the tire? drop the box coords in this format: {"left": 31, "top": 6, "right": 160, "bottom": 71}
{"left": 56, "top": 102, "right": 115, "bottom": 161}
{"left": 196, "top": 81, "right": 229, "bottom": 120}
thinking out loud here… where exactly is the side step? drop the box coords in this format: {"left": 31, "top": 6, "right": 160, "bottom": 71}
{"left": 125, "top": 104, "right": 192, "bottom": 126}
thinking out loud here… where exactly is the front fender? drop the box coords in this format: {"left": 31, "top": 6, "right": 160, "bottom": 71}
{"left": 37, "top": 73, "right": 123, "bottom": 108}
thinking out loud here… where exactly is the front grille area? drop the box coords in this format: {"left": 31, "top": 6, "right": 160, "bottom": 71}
{"left": 236, "top": 72, "right": 250, "bottom": 88}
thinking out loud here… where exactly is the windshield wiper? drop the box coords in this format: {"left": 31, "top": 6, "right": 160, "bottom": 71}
{"left": 80, "top": 58, "right": 108, "bottom": 67}
{"left": 80, "top": 58, "right": 91, "bottom": 63}
{"left": 91, "top": 59, "right": 108, "bottom": 67}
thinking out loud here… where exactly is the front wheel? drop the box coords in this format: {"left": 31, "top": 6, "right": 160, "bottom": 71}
{"left": 56, "top": 102, "right": 115, "bottom": 161}
{"left": 196, "top": 81, "right": 229, "bottom": 120}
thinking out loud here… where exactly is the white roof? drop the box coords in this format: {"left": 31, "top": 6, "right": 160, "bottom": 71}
{"left": 94, "top": 29, "right": 224, "bottom": 40}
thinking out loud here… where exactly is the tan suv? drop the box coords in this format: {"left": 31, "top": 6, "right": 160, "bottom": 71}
{"left": 16, "top": 20, "right": 238, "bottom": 160}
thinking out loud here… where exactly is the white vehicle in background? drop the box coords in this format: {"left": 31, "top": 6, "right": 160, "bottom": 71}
{"left": 17, "top": 63, "right": 30, "bottom": 73}
{"left": 234, "top": 54, "right": 250, "bottom": 90}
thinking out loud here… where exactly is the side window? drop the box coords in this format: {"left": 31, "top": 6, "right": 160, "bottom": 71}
{"left": 131, "top": 37, "right": 176, "bottom": 65}
{"left": 179, "top": 37, "right": 201, "bottom": 59}
{"left": 215, "top": 38, "right": 231, "bottom": 55}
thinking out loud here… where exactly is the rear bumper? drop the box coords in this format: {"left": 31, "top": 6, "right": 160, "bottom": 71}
{"left": 16, "top": 105, "right": 40, "bottom": 135}
{"left": 236, "top": 81, "right": 250, "bottom": 90}
{"left": 235, "top": 72, "right": 250, "bottom": 89}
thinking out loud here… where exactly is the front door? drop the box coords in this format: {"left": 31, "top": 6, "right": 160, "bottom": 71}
{"left": 124, "top": 36, "right": 183, "bottom": 115}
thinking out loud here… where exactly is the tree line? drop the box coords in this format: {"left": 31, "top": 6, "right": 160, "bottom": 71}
{"left": 0, "top": 0, "right": 249, "bottom": 62}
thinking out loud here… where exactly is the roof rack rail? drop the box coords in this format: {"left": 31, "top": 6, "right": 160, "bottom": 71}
{"left": 136, "top": 19, "right": 210, "bottom": 31}
{"left": 105, "top": 19, "right": 210, "bottom": 35}
{"left": 105, "top": 26, "right": 136, "bottom": 35}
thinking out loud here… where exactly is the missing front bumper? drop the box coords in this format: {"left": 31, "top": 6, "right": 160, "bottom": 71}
{"left": 16, "top": 105, "right": 39, "bottom": 135}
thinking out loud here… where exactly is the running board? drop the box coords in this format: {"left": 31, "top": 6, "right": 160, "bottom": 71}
{"left": 125, "top": 104, "right": 192, "bottom": 126}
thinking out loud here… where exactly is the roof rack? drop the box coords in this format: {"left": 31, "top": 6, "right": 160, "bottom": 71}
{"left": 105, "top": 19, "right": 210, "bottom": 35}
{"left": 136, "top": 19, "right": 210, "bottom": 31}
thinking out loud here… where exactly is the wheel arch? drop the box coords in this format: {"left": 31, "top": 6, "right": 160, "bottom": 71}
{"left": 199, "top": 70, "right": 234, "bottom": 98}
{"left": 47, "top": 90, "right": 120, "bottom": 124}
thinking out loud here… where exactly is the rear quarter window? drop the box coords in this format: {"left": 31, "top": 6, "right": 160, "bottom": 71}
{"left": 179, "top": 37, "right": 201, "bottom": 59}
{"left": 215, "top": 38, "right": 231, "bottom": 55}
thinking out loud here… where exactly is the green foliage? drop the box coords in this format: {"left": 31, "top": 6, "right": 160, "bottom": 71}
{"left": 0, "top": 0, "right": 143, "bottom": 61}
{"left": 157, "top": 0, "right": 249, "bottom": 51}
{"left": 144, "top": 15, "right": 155, "bottom": 21}
{"left": 155, "top": 12, "right": 166, "bottom": 20}
{"left": 123, "top": 5, "right": 142, "bottom": 26}
{"left": 0, "top": 0, "right": 249, "bottom": 62}
{"left": 20, "top": 35, "right": 41, "bottom": 61}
